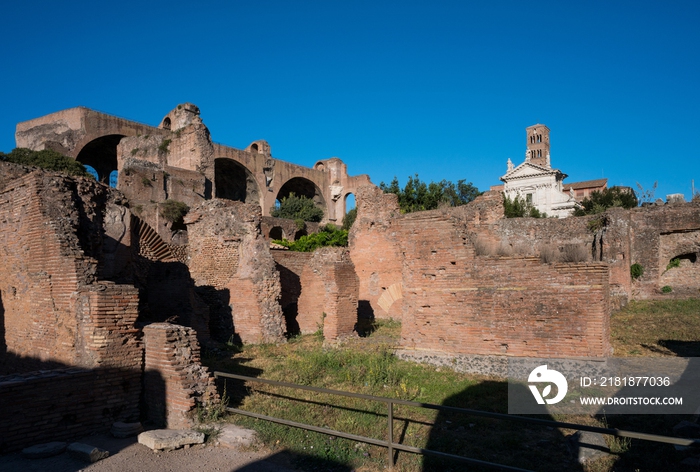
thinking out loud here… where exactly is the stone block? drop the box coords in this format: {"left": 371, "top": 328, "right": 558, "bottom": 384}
{"left": 21, "top": 441, "right": 67, "bottom": 459}
{"left": 137, "top": 429, "right": 205, "bottom": 451}
{"left": 217, "top": 424, "right": 257, "bottom": 449}
{"left": 67, "top": 442, "right": 109, "bottom": 463}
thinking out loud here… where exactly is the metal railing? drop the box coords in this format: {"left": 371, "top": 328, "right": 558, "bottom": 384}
{"left": 214, "top": 371, "right": 700, "bottom": 471}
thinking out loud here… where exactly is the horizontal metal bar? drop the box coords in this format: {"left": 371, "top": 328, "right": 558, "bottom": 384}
{"left": 224, "top": 406, "right": 389, "bottom": 448}
{"left": 216, "top": 372, "right": 700, "bottom": 448}
{"left": 226, "top": 405, "right": 532, "bottom": 472}
{"left": 393, "top": 443, "right": 533, "bottom": 472}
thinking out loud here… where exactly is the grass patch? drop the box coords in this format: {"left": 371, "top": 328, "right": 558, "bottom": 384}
{"left": 204, "top": 300, "right": 700, "bottom": 471}
{"left": 611, "top": 298, "right": 700, "bottom": 356}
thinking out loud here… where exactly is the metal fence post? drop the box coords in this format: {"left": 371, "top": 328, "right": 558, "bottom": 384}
{"left": 388, "top": 400, "right": 394, "bottom": 467}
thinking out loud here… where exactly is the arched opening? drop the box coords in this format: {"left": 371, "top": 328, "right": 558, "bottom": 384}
{"left": 109, "top": 170, "right": 118, "bottom": 188}
{"left": 671, "top": 253, "right": 697, "bottom": 265}
{"left": 269, "top": 226, "right": 285, "bottom": 240}
{"left": 162, "top": 117, "right": 171, "bottom": 130}
{"left": 276, "top": 177, "right": 325, "bottom": 209}
{"left": 214, "top": 158, "right": 260, "bottom": 203}
{"left": 84, "top": 165, "right": 99, "bottom": 181}
{"left": 76, "top": 134, "right": 124, "bottom": 183}
{"left": 344, "top": 193, "right": 356, "bottom": 214}
{"left": 294, "top": 229, "right": 307, "bottom": 240}
{"left": 250, "top": 143, "right": 258, "bottom": 153}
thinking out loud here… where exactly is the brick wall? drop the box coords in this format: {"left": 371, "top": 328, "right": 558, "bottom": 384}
{"left": 297, "top": 248, "right": 359, "bottom": 340}
{"left": 186, "top": 200, "right": 285, "bottom": 343}
{"left": 348, "top": 185, "right": 404, "bottom": 320}
{"left": 397, "top": 209, "right": 611, "bottom": 358}
{"left": 143, "top": 323, "right": 218, "bottom": 429}
{"left": 0, "top": 367, "right": 141, "bottom": 452}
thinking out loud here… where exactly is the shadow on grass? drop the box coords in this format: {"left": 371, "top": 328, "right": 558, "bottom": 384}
{"left": 422, "top": 381, "right": 585, "bottom": 472}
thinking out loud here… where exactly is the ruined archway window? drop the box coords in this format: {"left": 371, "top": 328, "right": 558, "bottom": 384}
{"left": 672, "top": 253, "right": 697, "bottom": 264}
{"left": 109, "top": 170, "right": 118, "bottom": 188}
{"left": 276, "top": 177, "right": 325, "bottom": 208}
{"left": 269, "top": 226, "right": 284, "bottom": 240}
{"left": 84, "top": 165, "right": 99, "bottom": 181}
{"left": 76, "top": 134, "right": 123, "bottom": 183}
{"left": 214, "top": 158, "right": 260, "bottom": 203}
{"left": 162, "top": 117, "right": 171, "bottom": 130}
{"left": 344, "top": 193, "right": 356, "bottom": 214}
{"left": 294, "top": 229, "right": 307, "bottom": 240}
{"left": 250, "top": 143, "right": 259, "bottom": 153}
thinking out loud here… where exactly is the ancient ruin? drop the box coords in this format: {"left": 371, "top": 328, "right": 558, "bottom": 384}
{"left": 1, "top": 105, "right": 698, "bottom": 450}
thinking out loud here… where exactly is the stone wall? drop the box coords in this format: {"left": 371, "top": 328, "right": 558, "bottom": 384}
{"left": 186, "top": 200, "right": 286, "bottom": 343}
{"left": 143, "top": 323, "right": 218, "bottom": 429}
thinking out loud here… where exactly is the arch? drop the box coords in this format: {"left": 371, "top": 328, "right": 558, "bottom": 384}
{"left": 276, "top": 177, "right": 326, "bottom": 208}
{"left": 75, "top": 134, "right": 124, "bottom": 183}
{"left": 269, "top": 226, "right": 285, "bottom": 240}
{"left": 671, "top": 253, "right": 697, "bottom": 264}
{"left": 109, "top": 170, "right": 118, "bottom": 188}
{"left": 250, "top": 143, "right": 258, "bottom": 153}
{"left": 84, "top": 165, "right": 99, "bottom": 181}
{"left": 214, "top": 158, "right": 261, "bottom": 204}
{"left": 162, "top": 117, "right": 171, "bottom": 130}
{"left": 344, "top": 192, "right": 356, "bottom": 214}
{"left": 294, "top": 229, "right": 307, "bottom": 240}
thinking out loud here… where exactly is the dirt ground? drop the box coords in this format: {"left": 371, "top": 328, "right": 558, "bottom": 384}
{"left": 0, "top": 432, "right": 300, "bottom": 472}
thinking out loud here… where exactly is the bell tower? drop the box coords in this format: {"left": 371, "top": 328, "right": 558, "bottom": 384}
{"left": 525, "top": 124, "right": 550, "bottom": 167}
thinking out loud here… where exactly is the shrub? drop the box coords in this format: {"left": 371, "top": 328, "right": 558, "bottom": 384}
{"left": 141, "top": 176, "right": 152, "bottom": 187}
{"left": 666, "top": 258, "right": 681, "bottom": 270}
{"left": 160, "top": 199, "right": 189, "bottom": 224}
{"left": 0, "top": 148, "right": 91, "bottom": 178}
{"left": 661, "top": 285, "right": 673, "bottom": 293}
{"left": 158, "top": 139, "right": 172, "bottom": 154}
{"left": 273, "top": 225, "right": 348, "bottom": 252}
{"left": 631, "top": 263, "right": 644, "bottom": 280}
{"left": 560, "top": 244, "right": 589, "bottom": 263}
{"left": 271, "top": 193, "right": 324, "bottom": 222}
{"left": 539, "top": 245, "right": 558, "bottom": 263}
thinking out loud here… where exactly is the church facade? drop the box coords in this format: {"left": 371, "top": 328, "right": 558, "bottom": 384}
{"left": 495, "top": 124, "right": 606, "bottom": 218}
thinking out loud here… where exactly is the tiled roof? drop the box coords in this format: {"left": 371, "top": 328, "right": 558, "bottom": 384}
{"left": 563, "top": 178, "right": 608, "bottom": 190}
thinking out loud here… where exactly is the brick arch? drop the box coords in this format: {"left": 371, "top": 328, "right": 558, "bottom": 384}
{"left": 214, "top": 158, "right": 261, "bottom": 206}
{"left": 276, "top": 177, "right": 326, "bottom": 210}
{"left": 75, "top": 134, "right": 124, "bottom": 183}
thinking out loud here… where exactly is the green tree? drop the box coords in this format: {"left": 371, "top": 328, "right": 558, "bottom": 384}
{"left": 379, "top": 174, "right": 480, "bottom": 213}
{"left": 0, "top": 148, "right": 91, "bottom": 178}
{"left": 503, "top": 195, "right": 545, "bottom": 218}
{"left": 342, "top": 208, "right": 357, "bottom": 230}
{"left": 572, "top": 187, "right": 638, "bottom": 216}
{"left": 271, "top": 193, "right": 324, "bottom": 222}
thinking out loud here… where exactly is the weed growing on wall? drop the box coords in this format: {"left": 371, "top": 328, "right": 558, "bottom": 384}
{"left": 160, "top": 199, "right": 189, "bottom": 224}
{"left": 0, "top": 148, "right": 91, "bottom": 178}
{"left": 274, "top": 224, "right": 348, "bottom": 252}
{"left": 630, "top": 263, "right": 644, "bottom": 280}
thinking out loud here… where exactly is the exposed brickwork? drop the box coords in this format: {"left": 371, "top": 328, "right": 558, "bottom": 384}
{"left": 143, "top": 323, "right": 218, "bottom": 429}
{"left": 0, "top": 367, "right": 141, "bottom": 452}
{"left": 348, "top": 185, "right": 403, "bottom": 319}
{"left": 262, "top": 216, "right": 320, "bottom": 241}
{"left": 186, "top": 200, "right": 285, "bottom": 343}
{"left": 397, "top": 210, "right": 611, "bottom": 358}
{"left": 297, "top": 248, "right": 359, "bottom": 340}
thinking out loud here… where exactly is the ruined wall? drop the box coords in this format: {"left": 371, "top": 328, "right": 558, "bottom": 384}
{"left": 296, "top": 248, "right": 359, "bottom": 340}
{"left": 0, "top": 166, "right": 138, "bottom": 366}
{"left": 262, "top": 216, "right": 320, "bottom": 241}
{"left": 628, "top": 201, "right": 700, "bottom": 298}
{"left": 397, "top": 210, "right": 611, "bottom": 358}
{"left": 143, "top": 323, "right": 218, "bottom": 429}
{"left": 186, "top": 200, "right": 285, "bottom": 343}
{"left": 348, "top": 185, "right": 404, "bottom": 320}
{"left": 0, "top": 367, "right": 141, "bottom": 452}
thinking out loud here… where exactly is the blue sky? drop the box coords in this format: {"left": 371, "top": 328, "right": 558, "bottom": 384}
{"left": 2, "top": 0, "right": 699, "bottom": 200}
